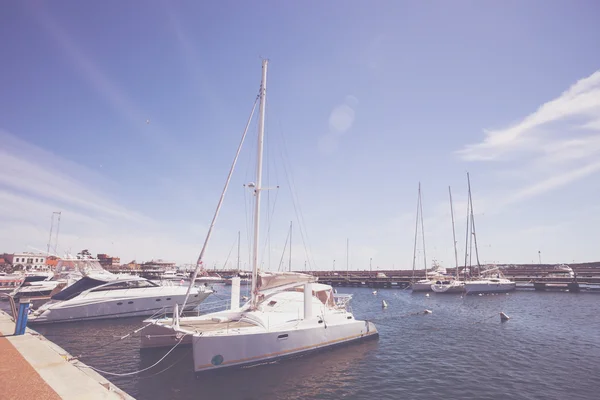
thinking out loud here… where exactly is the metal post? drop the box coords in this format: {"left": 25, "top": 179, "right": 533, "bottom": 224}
{"left": 14, "top": 299, "right": 30, "bottom": 335}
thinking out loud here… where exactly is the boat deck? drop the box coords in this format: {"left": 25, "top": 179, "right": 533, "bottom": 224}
{"left": 167, "top": 318, "right": 257, "bottom": 333}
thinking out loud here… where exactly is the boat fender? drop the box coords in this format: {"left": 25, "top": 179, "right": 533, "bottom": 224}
{"left": 423, "top": 309, "right": 432, "bottom": 314}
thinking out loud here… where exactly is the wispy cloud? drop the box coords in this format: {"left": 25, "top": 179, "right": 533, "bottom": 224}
{"left": 26, "top": 3, "right": 178, "bottom": 154}
{"left": 0, "top": 129, "right": 207, "bottom": 263}
{"left": 457, "top": 69, "right": 600, "bottom": 203}
{"left": 318, "top": 95, "right": 358, "bottom": 154}
{"left": 458, "top": 70, "right": 600, "bottom": 162}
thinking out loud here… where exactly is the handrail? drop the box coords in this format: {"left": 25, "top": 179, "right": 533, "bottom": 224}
{"left": 0, "top": 293, "right": 18, "bottom": 321}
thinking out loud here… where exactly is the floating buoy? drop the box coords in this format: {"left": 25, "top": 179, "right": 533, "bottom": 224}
{"left": 478, "top": 293, "right": 483, "bottom": 296}
{"left": 500, "top": 312, "right": 510, "bottom": 322}
{"left": 382, "top": 300, "right": 388, "bottom": 308}
{"left": 423, "top": 309, "right": 432, "bottom": 314}
{"left": 372, "top": 290, "right": 377, "bottom": 295}
{"left": 506, "top": 293, "right": 509, "bottom": 295}
{"left": 425, "top": 293, "right": 430, "bottom": 297}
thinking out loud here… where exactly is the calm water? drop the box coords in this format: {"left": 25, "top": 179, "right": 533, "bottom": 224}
{"left": 12, "top": 287, "right": 600, "bottom": 399}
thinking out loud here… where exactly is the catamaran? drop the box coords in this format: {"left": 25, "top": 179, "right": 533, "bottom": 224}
{"left": 140, "top": 60, "right": 378, "bottom": 373}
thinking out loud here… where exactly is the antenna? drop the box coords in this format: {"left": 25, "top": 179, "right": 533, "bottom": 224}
{"left": 47, "top": 212, "right": 61, "bottom": 255}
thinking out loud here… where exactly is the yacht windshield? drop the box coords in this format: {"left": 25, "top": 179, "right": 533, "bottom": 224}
{"left": 89, "top": 279, "right": 158, "bottom": 292}
{"left": 51, "top": 277, "right": 106, "bottom": 301}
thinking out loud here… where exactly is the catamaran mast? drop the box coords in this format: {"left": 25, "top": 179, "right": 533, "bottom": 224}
{"left": 251, "top": 59, "right": 268, "bottom": 308}
{"left": 288, "top": 221, "right": 292, "bottom": 272}
{"left": 237, "top": 230, "right": 241, "bottom": 274}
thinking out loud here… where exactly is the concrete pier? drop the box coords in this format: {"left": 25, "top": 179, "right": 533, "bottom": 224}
{"left": 0, "top": 310, "right": 134, "bottom": 400}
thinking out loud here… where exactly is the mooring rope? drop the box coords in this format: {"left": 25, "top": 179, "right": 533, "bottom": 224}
{"left": 78, "top": 334, "right": 188, "bottom": 377}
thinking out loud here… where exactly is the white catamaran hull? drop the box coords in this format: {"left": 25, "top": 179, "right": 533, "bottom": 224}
{"left": 192, "top": 319, "right": 378, "bottom": 373}
{"left": 464, "top": 281, "right": 516, "bottom": 294}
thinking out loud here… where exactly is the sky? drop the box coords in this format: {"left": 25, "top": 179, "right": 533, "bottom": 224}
{"left": 1, "top": 1, "right": 599, "bottom": 271}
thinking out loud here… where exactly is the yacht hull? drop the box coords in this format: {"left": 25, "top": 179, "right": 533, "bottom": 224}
{"left": 431, "top": 282, "right": 465, "bottom": 293}
{"left": 191, "top": 320, "right": 378, "bottom": 373}
{"left": 411, "top": 281, "right": 434, "bottom": 292}
{"left": 28, "top": 290, "right": 211, "bottom": 324}
{"left": 464, "top": 281, "right": 516, "bottom": 294}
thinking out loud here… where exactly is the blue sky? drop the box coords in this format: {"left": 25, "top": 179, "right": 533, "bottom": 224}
{"left": 1, "top": 1, "right": 599, "bottom": 270}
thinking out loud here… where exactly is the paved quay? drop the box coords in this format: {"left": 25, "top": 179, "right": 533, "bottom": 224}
{"left": 0, "top": 310, "right": 134, "bottom": 399}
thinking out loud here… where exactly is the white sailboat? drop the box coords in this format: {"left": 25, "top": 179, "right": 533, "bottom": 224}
{"left": 410, "top": 183, "right": 439, "bottom": 292}
{"left": 141, "top": 60, "right": 378, "bottom": 372}
{"left": 431, "top": 186, "right": 465, "bottom": 294}
{"left": 461, "top": 173, "right": 515, "bottom": 295}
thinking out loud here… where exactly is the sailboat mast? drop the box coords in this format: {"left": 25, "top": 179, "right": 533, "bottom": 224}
{"left": 419, "top": 185, "right": 427, "bottom": 279}
{"left": 250, "top": 59, "right": 268, "bottom": 308}
{"left": 467, "top": 173, "right": 481, "bottom": 276}
{"left": 237, "top": 230, "right": 241, "bottom": 273}
{"left": 448, "top": 186, "right": 459, "bottom": 280}
{"left": 463, "top": 175, "right": 471, "bottom": 283}
{"left": 346, "top": 237, "right": 349, "bottom": 278}
{"left": 288, "top": 221, "right": 292, "bottom": 272}
{"left": 411, "top": 182, "right": 421, "bottom": 282}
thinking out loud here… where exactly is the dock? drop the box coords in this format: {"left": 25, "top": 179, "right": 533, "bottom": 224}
{"left": 0, "top": 310, "right": 134, "bottom": 400}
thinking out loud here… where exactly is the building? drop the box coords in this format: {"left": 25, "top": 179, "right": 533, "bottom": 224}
{"left": 4, "top": 252, "right": 48, "bottom": 271}
{"left": 141, "top": 259, "right": 176, "bottom": 272}
{"left": 97, "top": 254, "right": 121, "bottom": 270}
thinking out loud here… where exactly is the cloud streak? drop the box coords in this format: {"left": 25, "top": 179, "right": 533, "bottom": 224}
{"left": 457, "top": 69, "right": 600, "bottom": 204}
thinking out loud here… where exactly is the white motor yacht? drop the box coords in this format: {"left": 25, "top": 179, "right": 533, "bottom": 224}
{"left": 464, "top": 268, "right": 516, "bottom": 294}
{"left": 28, "top": 274, "right": 212, "bottom": 324}
{"left": 140, "top": 60, "right": 378, "bottom": 373}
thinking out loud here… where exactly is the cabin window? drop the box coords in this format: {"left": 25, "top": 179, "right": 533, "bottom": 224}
{"left": 117, "top": 302, "right": 123, "bottom": 305}
{"left": 277, "top": 334, "right": 288, "bottom": 339}
{"left": 156, "top": 298, "right": 161, "bottom": 301}
{"left": 166, "top": 297, "right": 171, "bottom": 300}
{"left": 128, "top": 301, "right": 133, "bottom": 304}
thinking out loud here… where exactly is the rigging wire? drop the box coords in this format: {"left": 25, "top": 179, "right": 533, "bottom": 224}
{"left": 180, "top": 90, "right": 259, "bottom": 314}
{"left": 276, "top": 122, "right": 318, "bottom": 270}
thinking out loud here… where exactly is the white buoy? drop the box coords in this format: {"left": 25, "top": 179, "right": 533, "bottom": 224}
{"left": 372, "top": 290, "right": 377, "bottom": 295}
{"left": 506, "top": 293, "right": 509, "bottom": 295}
{"left": 423, "top": 309, "right": 432, "bottom": 314}
{"left": 500, "top": 312, "right": 510, "bottom": 322}
{"left": 382, "top": 300, "right": 388, "bottom": 308}
{"left": 425, "top": 293, "right": 430, "bottom": 297}
{"left": 478, "top": 293, "right": 483, "bottom": 296}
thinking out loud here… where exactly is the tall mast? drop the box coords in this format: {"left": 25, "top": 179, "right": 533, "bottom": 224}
{"left": 411, "top": 182, "right": 421, "bottom": 282}
{"left": 448, "top": 186, "right": 459, "bottom": 280}
{"left": 250, "top": 59, "right": 268, "bottom": 308}
{"left": 288, "top": 221, "right": 292, "bottom": 272}
{"left": 463, "top": 175, "right": 471, "bottom": 283}
{"left": 237, "top": 230, "right": 241, "bottom": 274}
{"left": 419, "top": 185, "right": 427, "bottom": 279}
{"left": 346, "top": 238, "right": 349, "bottom": 278}
{"left": 467, "top": 173, "right": 481, "bottom": 276}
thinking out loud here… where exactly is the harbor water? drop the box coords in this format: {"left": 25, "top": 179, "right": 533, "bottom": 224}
{"left": 8, "top": 287, "right": 600, "bottom": 400}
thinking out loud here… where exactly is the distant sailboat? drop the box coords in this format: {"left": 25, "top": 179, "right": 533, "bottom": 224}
{"left": 461, "top": 173, "right": 515, "bottom": 295}
{"left": 410, "top": 183, "right": 442, "bottom": 292}
{"left": 431, "top": 186, "right": 465, "bottom": 294}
